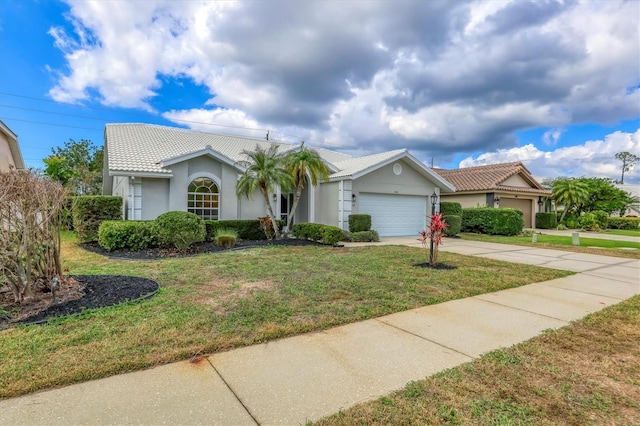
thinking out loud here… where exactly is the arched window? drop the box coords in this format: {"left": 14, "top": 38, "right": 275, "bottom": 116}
{"left": 188, "top": 177, "right": 219, "bottom": 220}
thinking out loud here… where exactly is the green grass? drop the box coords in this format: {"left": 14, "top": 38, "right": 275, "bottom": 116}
{"left": 460, "top": 233, "right": 640, "bottom": 258}
{"left": 0, "top": 232, "right": 572, "bottom": 399}
{"left": 605, "top": 228, "right": 640, "bottom": 237}
{"left": 314, "top": 296, "right": 640, "bottom": 426}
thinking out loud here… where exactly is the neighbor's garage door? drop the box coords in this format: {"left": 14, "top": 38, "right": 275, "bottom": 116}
{"left": 359, "top": 193, "right": 427, "bottom": 237}
{"left": 500, "top": 198, "right": 532, "bottom": 228}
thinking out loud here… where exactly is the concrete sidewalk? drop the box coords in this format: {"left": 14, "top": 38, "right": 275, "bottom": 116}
{"left": 1, "top": 240, "right": 638, "bottom": 426}
{"left": 532, "top": 228, "right": 639, "bottom": 243}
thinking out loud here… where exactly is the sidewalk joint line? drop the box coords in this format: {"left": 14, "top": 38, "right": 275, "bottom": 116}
{"left": 374, "top": 318, "right": 475, "bottom": 360}
{"left": 469, "top": 296, "right": 571, "bottom": 323}
{"left": 537, "top": 282, "right": 625, "bottom": 300}
{"left": 205, "top": 358, "right": 261, "bottom": 426}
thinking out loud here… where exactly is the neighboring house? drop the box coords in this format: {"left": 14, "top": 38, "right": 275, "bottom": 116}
{"left": 0, "top": 120, "right": 25, "bottom": 172}
{"left": 433, "top": 162, "right": 551, "bottom": 228}
{"left": 615, "top": 184, "right": 640, "bottom": 216}
{"left": 103, "top": 123, "right": 455, "bottom": 237}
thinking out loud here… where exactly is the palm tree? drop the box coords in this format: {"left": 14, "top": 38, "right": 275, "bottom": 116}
{"left": 236, "top": 144, "right": 294, "bottom": 239}
{"left": 283, "top": 142, "right": 330, "bottom": 233}
{"left": 552, "top": 177, "right": 590, "bottom": 222}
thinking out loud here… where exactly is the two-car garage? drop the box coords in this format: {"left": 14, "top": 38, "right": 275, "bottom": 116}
{"left": 358, "top": 193, "right": 427, "bottom": 237}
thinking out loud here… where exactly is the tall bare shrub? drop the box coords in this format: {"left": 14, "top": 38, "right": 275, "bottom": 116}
{"left": 0, "top": 170, "right": 68, "bottom": 303}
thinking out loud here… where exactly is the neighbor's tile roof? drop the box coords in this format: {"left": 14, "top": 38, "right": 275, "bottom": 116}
{"left": 433, "top": 162, "right": 551, "bottom": 195}
{"left": 106, "top": 123, "right": 302, "bottom": 174}
{"left": 329, "top": 149, "right": 407, "bottom": 179}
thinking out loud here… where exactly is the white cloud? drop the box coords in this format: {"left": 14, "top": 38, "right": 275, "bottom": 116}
{"left": 46, "top": 0, "right": 639, "bottom": 160}
{"left": 460, "top": 129, "right": 640, "bottom": 183}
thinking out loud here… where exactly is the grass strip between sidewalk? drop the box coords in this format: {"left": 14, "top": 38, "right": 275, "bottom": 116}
{"left": 314, "top": 295, "right": 640, "bottom": 426}
{"left": 0, "top": 234, "right": 572, "bottom": 399}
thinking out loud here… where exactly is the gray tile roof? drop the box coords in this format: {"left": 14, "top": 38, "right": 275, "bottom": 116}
{"left": 106, "top": 123, "right": 298, "bottom": 174}
{"left": 329, "top": 149, "right": 407, "bottom": 179}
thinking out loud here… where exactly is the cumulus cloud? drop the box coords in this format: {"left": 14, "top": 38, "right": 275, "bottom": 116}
{"left": 48, "top": 0, "right": 640, "bottom": 160}
{"left": 460, "top": 129, "right": 640, "bottom": 184}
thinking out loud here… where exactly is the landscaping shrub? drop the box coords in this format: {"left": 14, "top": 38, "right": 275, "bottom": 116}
{"left": 73, "top": 196, "right": 122, "bottom": 243}
{"left": 322, "top": 226, "right": 344, "bottom": 245}
{"left": 607, "top": 217, "right": 640, "bottom": 229}
{"left": 535, "top": 212, "right": 557, "bottom": 229}
{"left": 461, "top": 207, "right": 524, "bottom": 236}
{"left": 591, "top": 210, "right": 608, "bottom": 229}
{"left": 60, "top": 196, "right": 76, "bottom": 230}
{"left": 204, "top": 219, "right": 285, "bottom": 241}
{"left": 443, "top": 214, "right": 461, "bottom": 237}
{"left": 98, "top": 220, "right": 157, "bottom": 251}
{"left": 292, "top": 222, "right": 342, "bottom": 245}
{"left": 440, "top": 202, "right": 462, "bottom": 216}
{"left": 214, "top": 228, "right": 238, "bottom": 248}
{"left": 292, "top": 223, "right": 324, "bottom": 241}
{"left": 350, "top": 230, "right": 380, "bottom": 242}
{"left": 348, "top": 214, "right": 371, "bottom": 232}
{"left": 341, "top": 230, "right": 352, "bottom": 242}
{"left": 579, "top": 212, "right": 600, "bottom": 231}
{"left": 155, "top": 211, "right": 205, "bottom": 251}
{"left": 556, "top": 224, "right": 567, "bottom": 230}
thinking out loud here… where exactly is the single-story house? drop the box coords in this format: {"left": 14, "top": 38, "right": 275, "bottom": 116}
{"left": 103, "top": 123, "right": 455, "bottom": 236}
{"left": 0, "top": 120, "right": 24, "bottom": 172}
{"left": 433, "top": 162, "right": 551, "bottom": 228}
{"left": 615, "top": 184, "right": 640, "bottom": 216}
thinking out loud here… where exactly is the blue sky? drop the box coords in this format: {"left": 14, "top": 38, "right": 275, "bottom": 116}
{"left": 1, "top": 0, "right": 639, "bottom": 183}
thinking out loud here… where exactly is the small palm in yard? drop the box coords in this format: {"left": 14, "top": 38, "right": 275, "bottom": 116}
{"left": 284, "top": 142, "right": 330, "bottom": 233}
{"left": 552, "top": 177, "right": 590, "bottom": 222}
{"left": 236, "top": 144, "right": 294, "bottom": 239}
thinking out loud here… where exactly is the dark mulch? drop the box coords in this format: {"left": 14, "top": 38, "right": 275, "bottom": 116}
{"left": 81, "top": 238, "right": 327, "bottom": 260}
{"left": 412, "top": 262, "right": 458, "bottom": 270}
{"left": 1, "top": 275, "right": 159, "bottom": 327}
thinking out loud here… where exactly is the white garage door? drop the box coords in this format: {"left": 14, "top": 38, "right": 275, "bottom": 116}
{"left": 359, "top": 193, "right": 427, "bottom": 237}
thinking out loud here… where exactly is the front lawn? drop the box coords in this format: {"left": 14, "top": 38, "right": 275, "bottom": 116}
{"left": 0, "top": 233, "right": 571, "bottom": 399}
{"left": 605, "top": 228, "right": 640, "bottom": 237}
{"left": 314, "top": 295, "right": 640, "bottom": 426}
{"left": 460, "top": 233, "right": 640, "bottom": 259}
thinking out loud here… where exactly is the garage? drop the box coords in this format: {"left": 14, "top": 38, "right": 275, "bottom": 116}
{"left": 500, "top": 198, "right": 532, "bottom": 228}
{"left": 358, "top": 193, "right": 427, "bottom": 237}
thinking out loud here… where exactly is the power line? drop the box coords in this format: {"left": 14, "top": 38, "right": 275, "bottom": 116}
{"left": 0, "top": 117, "right": 102, "bottom": 131}
{"left": 0, "top": 91, "right": 348, "bottom": 149}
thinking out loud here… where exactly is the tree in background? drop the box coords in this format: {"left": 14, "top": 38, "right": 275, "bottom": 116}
{"left": 580, "top": 177, "right": 634, "bottom": 215}
{"left": 614, "top": 151, "right": 639, "bottom": 184}
{"left": 236, "top": 144, "right": 294, "bottom": 240}
{"left": 283, "top": 142, "right": 330, "bottom": 232}
{"left": 43, "top": 139, "right": 103, "bottom": 195}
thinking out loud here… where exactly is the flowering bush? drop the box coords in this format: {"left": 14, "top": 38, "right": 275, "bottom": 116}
{"left": 418, "top": 212, "right": 449, "bottom": 266}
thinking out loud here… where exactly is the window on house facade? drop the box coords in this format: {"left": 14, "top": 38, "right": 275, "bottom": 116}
{"left": 188, "top": 177, "right": 219, "bottom": 220}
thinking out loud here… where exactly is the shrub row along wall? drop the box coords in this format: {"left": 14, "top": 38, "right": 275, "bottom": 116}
{"left": 535, "top": 212, "right": 557, "bottom": 229}
{"left": 98, "top": 216, "right": 286, "bottom": 251}
{"left": 73, "top": 196, "right": 123, "bottom": 243}
{"left": 462, "top": 207, "right": 524, "bottom": 236}
{"left": 348, "top": 214, "right": 371, "bottom": 232}
{"left": 292, "top": 222, "right": 343, "bottom": 245}
{"left": 607, "top": 217, "right": 640, "bottom": 229}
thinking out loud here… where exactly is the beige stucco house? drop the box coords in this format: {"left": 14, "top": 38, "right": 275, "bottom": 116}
{"left": 103, "top": 123, "right": 455, "bottom": 236}
{"left": 0, "top": 120, "right": 24, "bottom": 172}
{"left": 433, "top": 162, "right": 551, "bottom": 228}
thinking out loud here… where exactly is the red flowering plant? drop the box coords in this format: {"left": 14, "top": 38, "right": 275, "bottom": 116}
{"left": 418, "top": 212, "right": 449, "bottom": 266}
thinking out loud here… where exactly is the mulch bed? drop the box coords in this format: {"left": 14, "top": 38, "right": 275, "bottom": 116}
{"left": 81, "top": 238, "right": 325, "bottom": 260}
{"left": 412, "top": 262, "right": 458, "bottom": 270}
{"left": 0, "top": 275, "right": 159, "bottom": 328}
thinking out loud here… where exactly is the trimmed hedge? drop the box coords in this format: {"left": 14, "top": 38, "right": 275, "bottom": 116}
{"left": 535, "top": 212, "right": 557, "bottom": 229}
{"left": 443, "top": 214, "right": 461, "bottom": 237}
{"left": 204, "top": 219, "right": 285, "bottom": 241}
{"left": 73, "top": 196, "right": 123, "bottom": 243}
{"left": 440, "top": 202, "right": 462, "bottom": 216}
{"left": 155, "top": 211, "right": 206, "bottom": 251}
{"left": 607, "top": 217, "right": 640, "bottom": 230}
{"left": 292, "top": 222, "right": 343, "bottom": 245}
{"left": 348, "top": 214, "right": 371, "bottom": 232}
{"left": 462, "top": 207, "right": 524, "bottom": 236}
{"left": 350, "top": 230, "right": 380, "bottom": 242}
{"left": 98, "top": 220, "right": 157, "bottom": 251}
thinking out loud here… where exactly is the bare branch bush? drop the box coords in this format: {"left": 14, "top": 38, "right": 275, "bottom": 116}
{"left": 0, "top": 170, "right": 68, "bottom": 303}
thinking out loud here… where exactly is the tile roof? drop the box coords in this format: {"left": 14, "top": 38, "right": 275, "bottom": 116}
{"left": 106, "top": 123, "right": 301, "bottom": 175}
{"left": 329, "top": 149, "right": 407, "bottom": 179}
{"left": 433, "top": 162, "right": 551, "bottom": 195}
